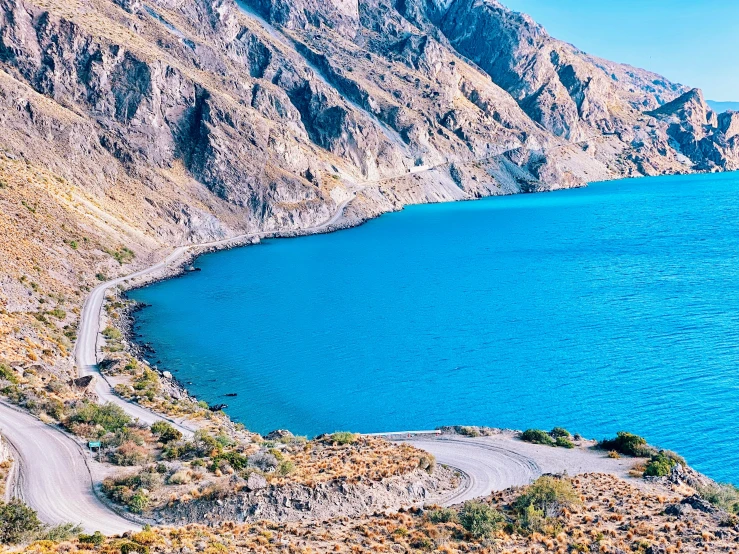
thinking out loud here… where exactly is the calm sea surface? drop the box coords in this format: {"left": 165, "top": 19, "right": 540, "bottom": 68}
{"left": 130, "top": 172, "right": 739, "bottom": 482}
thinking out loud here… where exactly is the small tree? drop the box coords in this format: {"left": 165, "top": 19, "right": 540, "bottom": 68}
{"left": 458, "top": 501, "right": 505, "bottom": 539}
{"left": 0, "top": 500, "right": 43, "bottom": 544}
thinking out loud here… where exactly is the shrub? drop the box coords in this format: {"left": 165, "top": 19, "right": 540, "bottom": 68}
{"left": 513, "top": 476, "right": 580, "bottom": 518}
{"left": 521, "top": 429, "right": 555, "bottom": 446}
{"left": 555, "top": 436, "right": 575, "bottom": 449}
{"left": 110, "top": 441, "right": 149, "bottom": 466}
{"left": 426, "top": 507, "right": 458, "bottom": 524}
{"left": 0, "top": 364, "right": 18, "bottom": 384}
{"left": 598, "top": 431, "right": 653, "bottom": 457}
{"left": 36, "top": 522, "right": 83, "bottom": 541}
{"left": 697, "top": 482, "right": 739, "bottom": 514}
{"left": 277, "top": 460, "right": 295, "bottom": 476}
{"left": 418, "top": 454, "right": 436, "bottom": 474}
{"left": 458, "top": 501, "right": 505, "bottom": 539}
{"left": 121, "top": 542, "right": 150, "bottom": 554}
{"left": 0, "top": 500, "right": 43, "bottom": 544}
{"left": 456, "top": 426, "right": 480, "bottom": 437}
{"left": 211, "top": 451, "right": 250, "bottom": 472}
{"left": 550, "top": 427, "right": 570, "bottom": 439}
{"left": 102, "top": 326, "right": 122, "bottom": 340}
{"left": 68, "top": 402, "right": 131, "bottom": 433}
{"left": 128, "top": 492, "right": 149, "bottom": 513}
{"left": 150, "top": 421, "right": 182, "bottom": 444}
{"left": 78, "top": 531, "right": 105, "bottom": 546}
{"left": 330, "top": 431, "right": 358, "bottom": 445}
{"left": 607, "top": 450, "right": 620, "bottom": 459}
{"left": 643, "top": 450, "right": 685, "bottom": 477}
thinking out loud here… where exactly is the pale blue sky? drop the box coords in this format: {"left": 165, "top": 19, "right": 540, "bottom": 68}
{"left": 502, "top": 1, "right": 739, "bottom": 101}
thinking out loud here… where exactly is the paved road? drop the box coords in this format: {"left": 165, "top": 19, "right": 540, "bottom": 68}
{"left": 0, "top": 400, "right": 136, "bottom": 534}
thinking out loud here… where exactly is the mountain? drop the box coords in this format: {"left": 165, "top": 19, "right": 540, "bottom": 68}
{"left": 707, "top": 100, "right": 739, "bottom": 113}
{"left": 1, "top": 0, "right": 739, "bottom": 376}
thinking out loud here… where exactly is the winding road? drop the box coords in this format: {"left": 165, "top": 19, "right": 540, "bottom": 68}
{"left": 1, "top": 184, "right": 635, "bottom": 534}
{"left": 1, "top": 192, "right": 358, "bottom": 534}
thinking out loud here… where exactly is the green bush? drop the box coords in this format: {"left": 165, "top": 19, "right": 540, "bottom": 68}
{"left": 0, "top": 500, "right": 43, "bottom": 544}
{"left": 598, "top": 431, "right": 653, "bottom": 457}
{"left": 278, "top": 460, "right": 295, "bottom": 476}
{"left": 555, "top": 436, "right": 575, "bottom": 449}
{"left": 68, "top": 402, "right": 131, "bottom": 433}
{"left": 696, "top": 482, "right": 739, "bottom": 514}
{"left": 121, "top": 542, "right": 149, "bottom": 554}
{"left": 78, "top": 531, "right": 105, "bottom": 546}
{"left": 550, "top": 427, "right": 571, "bottom": 439}
{"left": 458, "top": 501, "right": 505, "bottom": 539}
{"left": 330, "top": 431, "right": 358, "bottom": 445}
{"left": 643, "top": 450, "right": 685, "bottom": 477}
{"left": 426, "top": 507, "right": 458, "bottom": 524}
{"left": 102, "top": 326, "right": 122, "bottom": 341}
{"left": 150, "top": 421, "right": 182, "bottom": 443}
{"left": 521, "top": 429, "right": 555, "bottom": 446}
{"left": 36, "top": 522, "right": 83, "bottom": 541}
{"left": 513, "top": 476, "right": 580, "bottom": 519}
{"left": 0, "top": 364, "right": 18, "bottom": 384}
{"left": 128, "top": 492, "right": 149, "bottom": 513}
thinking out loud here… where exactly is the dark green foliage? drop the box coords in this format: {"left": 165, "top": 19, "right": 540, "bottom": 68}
{"left": 643, "top": 450, "right": 685, "bottom": 477}
{"left": 211, "top": 450, "right": 250, "bottom": 471}
{"left": 0, "top": 363, "right": 18, "bottom": 384}
{"left": 0, "top": 500, "right": 43, "bottom": 544}
{"left": 458, "top": 501, "right": 505, "bottom": 538}
{"left": 150, "top": 420, "right": 182, "bottom": 443}
{"left": 521, "top": 429, "right": 555, "bottom": 446}
{"left": 121, "top": 542, "right": 149, "bottom": 554}
{"left": 78, "top": 531, "right": 105, "bottom": 546}
{"left": 426, "top": 507, "right": 458, "bottom": 524}
{"left": 598, "top": 431, "right": 653, "bottom": 457}
{"left": 330, "top": 431, "right": 357, "bottom": 445}
{"left": 549, "top": 427, "right": 570, "bottom": 439}
{"left": 68, "top": 401, "right": 132, "bottom": 433}
{"left": 555, "top": 436, "right": 575, "bottom": 449}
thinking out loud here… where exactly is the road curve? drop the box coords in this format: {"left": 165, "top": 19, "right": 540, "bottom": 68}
{"left": 407, "top": 438, "right": 541, "bottom": 505}
{"left": 404, "top": 434, "right": 640, "bottom": 506}
{"left": 0, "top": 193, "right": 357, "bottom": 529}
{"left": 73, "top": 193, "right": 358, "bottom": 436}
{"left": 0, "top": 400, "right": 137, "bottom": 534}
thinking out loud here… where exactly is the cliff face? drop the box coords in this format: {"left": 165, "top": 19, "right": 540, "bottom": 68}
{"left": 0, "top": 0, "right": 737, "bottom": 373}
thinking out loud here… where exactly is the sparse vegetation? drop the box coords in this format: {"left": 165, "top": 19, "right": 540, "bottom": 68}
{"left": 696, "top": 481, "right": 739, "bottom": 514}
{"left": 102, "top": 326, "right": 123, "bottom": 341}
{"left": 105, "top": 246, "right": 135, "bottom": 265}
{"left": 329, "top": 431, "right": 358, "bottom": 445}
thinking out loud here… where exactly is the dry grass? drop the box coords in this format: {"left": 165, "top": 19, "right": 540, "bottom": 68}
{"left": 20, "top": 473, "right": 739, "bottom": 553}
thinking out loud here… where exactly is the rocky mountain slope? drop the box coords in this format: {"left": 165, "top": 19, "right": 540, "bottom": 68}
{"left": 0, "top": 0, "right": 738, "bottom": 379}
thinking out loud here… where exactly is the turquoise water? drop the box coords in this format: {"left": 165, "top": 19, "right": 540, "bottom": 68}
{"left": 130, "top": 172, "right": 739, "bottom": 483}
